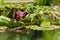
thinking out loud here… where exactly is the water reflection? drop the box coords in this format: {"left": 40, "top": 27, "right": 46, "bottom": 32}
{"left": 0, "top": 31, "right": 59, "bottom": 40}
{"left": 0, "top": 31, "right": 30, "bottom": 40}
{"left": 0, "top": 31, "right": 19, "bottom": 40}
{"left": 0, "top": 31, "right": 8, "bottom": 40}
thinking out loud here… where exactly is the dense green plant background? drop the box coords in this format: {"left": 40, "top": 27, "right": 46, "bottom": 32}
{"left": 0, "top": 0, "right": 60, "bottom": 5}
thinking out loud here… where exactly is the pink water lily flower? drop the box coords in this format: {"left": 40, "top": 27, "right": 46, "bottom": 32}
{"left": 16, "top": 10, "right": 24, "bottom": 20}
{"left": 16, "top": 11, "right": 24, "bottom": 17}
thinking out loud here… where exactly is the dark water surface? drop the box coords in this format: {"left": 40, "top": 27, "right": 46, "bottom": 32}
{"left": 0, "top": 30, "right": 43, "bottom": 40}
{"left": 0, "top": 31, "right": 29, "bottom": 40}
{"left": 0, "top": 31, "right": 59, "bottom": 40}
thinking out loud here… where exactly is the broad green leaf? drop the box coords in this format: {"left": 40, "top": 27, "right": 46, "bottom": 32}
{"left": 41, "top": 20, "right": 50, "bottom": 28}
{"left": 0, "top": 16, "right": 10, "bottom": 24}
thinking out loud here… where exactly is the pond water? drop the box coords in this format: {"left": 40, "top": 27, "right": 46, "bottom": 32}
{"left": 0, "top": 30, "right": 42, "bottom": 40}
{"left": 0, "top": 31, "right": 30, "bottom": 40}
{"left": 0, "top": 31, "right": 19, "bottom": 40}
{"left": 0, "top": 31, "right": 59, "bottom": 40}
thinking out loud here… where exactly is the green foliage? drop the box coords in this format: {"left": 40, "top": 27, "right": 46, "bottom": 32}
{"left": 0, "top": 2, "right": 59, "bottom": 40}
{"left": 0, "top": 3, "right": 60, "bottom": 29}
{"left": 35, "top": 0, "right": 60, "bottom": 5}
{"left": 8, "top": 21, "right": 24, "bottom": 28}
{"left": 0, "top": 16, "right": 10, "bottom": 26}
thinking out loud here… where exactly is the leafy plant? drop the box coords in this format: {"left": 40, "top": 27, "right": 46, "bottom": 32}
{"left": 0, "top": 3, "right": 59, "bottom": 40}
{"left": 0, "top": 16, "right": 10, "bottom": 26}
